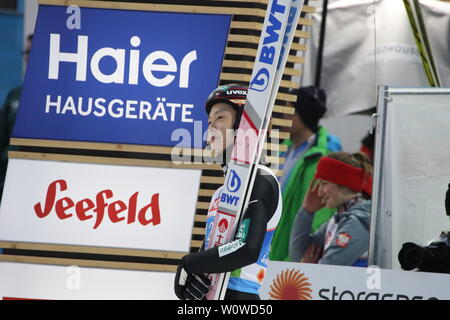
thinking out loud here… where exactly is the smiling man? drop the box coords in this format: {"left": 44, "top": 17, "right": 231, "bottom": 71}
{"left": 174, "top": 84, "right": 282, "bottom": 300}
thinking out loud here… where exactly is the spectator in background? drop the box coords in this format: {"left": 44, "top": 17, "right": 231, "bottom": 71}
{"left": 360, "top": 130, "right": 375, "bottom": 164}
{"left": 0, "top": 34, "right": 33, "bottom": 202}
{"left": 289, "top": 152, "right": 372, "bottom": 267}
{"left": 269, "top": 86, "right": 342, "bottom": 262}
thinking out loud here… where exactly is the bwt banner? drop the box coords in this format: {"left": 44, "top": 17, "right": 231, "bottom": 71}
{"left": 13, "top": 5, "right": 231, "bottom": 147}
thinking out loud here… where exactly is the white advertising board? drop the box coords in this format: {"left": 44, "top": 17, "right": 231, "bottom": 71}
{"left": 260, "top": 261, "right": 450, "bottom": 300}
{"left": 2, "top": 260, "right": 449, "bottom": 300}
{"left": 0, "top": 158, "right": 201, "bottom": 252}
{"left": 371, "top": 87, "right": 450, "bottom": 269}
{"left": 0, "top": 261, "right": 176, "bottom": 300}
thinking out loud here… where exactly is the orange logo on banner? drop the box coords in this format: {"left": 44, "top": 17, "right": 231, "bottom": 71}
{"left": 269, "top": 269, "right": 313, "bottom": 300}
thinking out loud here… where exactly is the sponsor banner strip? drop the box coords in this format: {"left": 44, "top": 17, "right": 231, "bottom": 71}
{"left": 8, "top": 151, "right": 219, "bottom": 171}
{"left": 0, "top": 255, "right": 177, "bottom": 272}
{"left": 0, "top": 241, "right": 186, "bottom": 259}
{"left": 38, "top": 0, "right": 267, "bottom": 16}
{"left": 10, "top": 138, "right": 214, "bottom": 158}
{"left": 261, "top": 261, "right": 450, "bottom": 300}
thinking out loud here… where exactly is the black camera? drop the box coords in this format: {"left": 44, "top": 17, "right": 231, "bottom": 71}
{"left": 398, "top": 184, "right": 450, "bottom": 274}
{"left": 398, "top": 235, "right": 450, "bottom": 274}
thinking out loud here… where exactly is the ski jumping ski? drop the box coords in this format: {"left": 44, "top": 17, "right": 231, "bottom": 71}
{"left": 403, "top": 0, "right": 441, "bottom": 87}
{"left": 205, "top": 0, "right": 305, "bottom": 300}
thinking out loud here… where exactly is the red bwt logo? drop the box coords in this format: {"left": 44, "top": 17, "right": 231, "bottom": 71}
{"left": 34, "top": 179, "right": 161, "bottom": 229}
{"left": 218, "top": 218, "right": 228, "bottom": 233}
{"left": 214, "top": 218, "right": 229, "bottom": 246}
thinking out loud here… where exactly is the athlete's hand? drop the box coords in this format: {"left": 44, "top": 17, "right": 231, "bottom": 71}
{"left": 174, "top": 263, "right": 211, "bottom": 300}
{"left": 185, "top": 272, "right": 211, "bottom": 300}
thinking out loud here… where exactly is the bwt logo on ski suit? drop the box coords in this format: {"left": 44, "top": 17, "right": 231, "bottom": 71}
{"left": 221, "top": 169, "right": 242, "bottom": 206}
{"left": 250, "top": 0, "right": 286, "bottom": 92}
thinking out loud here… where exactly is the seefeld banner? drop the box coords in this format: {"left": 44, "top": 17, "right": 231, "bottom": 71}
{"left": 0, "top": 158, "right": 201, "bottom": 252}
{"left": 13, "top": 5, "right": 231, "bottom": 147}
{"left": 260, "top": 261, "right": 450, "bottom": 300}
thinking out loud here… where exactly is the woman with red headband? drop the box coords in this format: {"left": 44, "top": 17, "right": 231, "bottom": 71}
{"left": 289, "top": 152, "right": 372, "bottom": 267}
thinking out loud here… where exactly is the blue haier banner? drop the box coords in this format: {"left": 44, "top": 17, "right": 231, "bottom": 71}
{"left": 13, "top": 5, "right": 231, "bottom": 147}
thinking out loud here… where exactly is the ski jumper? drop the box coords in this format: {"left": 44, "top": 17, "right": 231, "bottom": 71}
{"left": 182, "top": 164, "right": 282, "bottom": 297}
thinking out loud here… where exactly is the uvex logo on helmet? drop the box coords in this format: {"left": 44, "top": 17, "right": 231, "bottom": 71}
{"left": 225, "top": 89, "right": 247, "bottom": 96}
{"left": 205, "top": 84, "right": 248, "bottom": 115}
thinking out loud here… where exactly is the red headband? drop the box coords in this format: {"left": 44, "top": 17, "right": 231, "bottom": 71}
{"left": 314, "top": 157, "right": 373, "bottom": 196}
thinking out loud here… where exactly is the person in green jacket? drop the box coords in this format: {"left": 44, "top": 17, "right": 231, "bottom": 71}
{"left": 269, "top": 86, "right": 342, "bottom": 261}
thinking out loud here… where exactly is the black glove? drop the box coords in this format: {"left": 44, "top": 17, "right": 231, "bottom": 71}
{"left": 174, "top": 263, "right": 211, "bottom": 300}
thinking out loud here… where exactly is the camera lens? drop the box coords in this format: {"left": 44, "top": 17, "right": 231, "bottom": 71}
{"left": 398, "top": 242, "right": 424, "bottom": 270}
